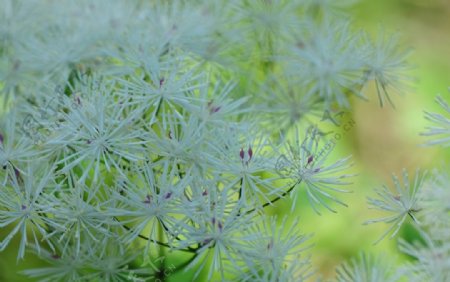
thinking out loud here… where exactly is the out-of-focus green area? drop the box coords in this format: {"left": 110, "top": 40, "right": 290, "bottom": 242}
{"left": 293, "top": 0, "right": 450, "bottom": 279}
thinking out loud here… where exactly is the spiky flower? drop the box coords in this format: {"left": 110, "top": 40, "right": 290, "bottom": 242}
{"left": 421, "top": 93, "right": 450, "bottom": 146}
{"left": 107, "top": 161, "right": 192, "bottom": 254}
{"left": 42, "top": 171, "right": 114, "bottom": 256}
{"left": 364, "top": 169, "right": 426, "bottom": 244}
{"left": 238, "top": 216, "right": 313, "bottom": 282}
{"left": 42, "top": 77, "right": 149, "bottom": 183}
{"left": 178, "top": 190, "right": 257, "bottom": 281}
{"left": 275, "top": 127, "right": 353, "bottom": 214}
{"left": 416, "top": 169, "right": 450, "bottom": 241}
{"left": 336, "top": 253, "right": 397, "bottom": 282}
{"left": 398, "top": 229, "right": 450, "bottom": 282}
{"left": 285, "top": 20, "right": 363, "bottom": 108}
{"left": 0, "top": 110, "right": 39, "bottom": 183}
{"left": 361, "top": 30, "right": 413, "bottom": 107}
{"left": 0, "top": 162, "right": 56, "bottom": 260}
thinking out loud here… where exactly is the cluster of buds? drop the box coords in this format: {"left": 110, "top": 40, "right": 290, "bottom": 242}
{"left": 211, "top": 217, "right": 223, "bottom": 232}
{"left": 142, "top": 192, "right": 172, "bottom": 204}
{"left": 239, "top": 146, "right": 253, "bottom": 166}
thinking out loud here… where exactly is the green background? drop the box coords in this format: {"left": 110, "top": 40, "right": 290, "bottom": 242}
{"left": 302, "top": 0, "right": 450, "bottom": 279}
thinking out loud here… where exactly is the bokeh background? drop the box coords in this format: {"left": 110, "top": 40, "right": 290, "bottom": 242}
{"left": 298, "top": 0, "right": 450, "bottom": 279}
{"left": 1, "top": 0, "right": 450, "bottom": 281}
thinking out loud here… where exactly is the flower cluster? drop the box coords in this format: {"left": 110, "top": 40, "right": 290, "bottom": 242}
{"left": 0, "top": 0, "right": 417, "bottom": 281}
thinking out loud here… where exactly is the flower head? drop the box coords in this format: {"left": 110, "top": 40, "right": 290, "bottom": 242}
{"left": 276, "top": 126, "right": 354, "bottom": 214}
{"left": 364, "top": 169, "right": 426, "bottom": 244}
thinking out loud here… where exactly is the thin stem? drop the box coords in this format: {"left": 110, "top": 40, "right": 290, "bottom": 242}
{"left": 159, "top": 219, "right": 184, "bottom": 243}
{"left": 242, "top": 179, "right": 302, "bottom": 216}
{"left": 171, "top": 253, "right": 199, "bottom": 274}
{"left": 238, "top": 177, "right": 243, "bottom": 201}
{"left": 8, "top": 161, "right": 23, "bottom": 186}
{"left": 113, "top": 217, "right": 197, "bottom": 254}
{"left": 151, "top": 97, "right": 164, "bottom": 124}
{"left": 156, "top": 219, "right": 166, "bottom": 282}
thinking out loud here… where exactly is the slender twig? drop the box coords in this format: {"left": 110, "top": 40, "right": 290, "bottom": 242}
{"left": 242, "top": 179, "right": 302, "bottom": 216}
{"left": 171, "top": 253, "right": 199, "bottom": 274}
{"left": 159, "top": 218, "right": 184, "bottom": 243}
{"left": 113, "top": 217, "right": 197, "bottom": 254}
{"left": 238, "top": 177, "right": 243, "bottom": 201}
{"left": 156, "top": 220, "right": 166, "bottom": 282}
{"left": 151, "top": 97, "right": 164, "bottom": 124}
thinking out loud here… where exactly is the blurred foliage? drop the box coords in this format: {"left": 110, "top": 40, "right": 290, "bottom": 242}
{"left": 293, "top": 0, "right": 450, "bottom": 280}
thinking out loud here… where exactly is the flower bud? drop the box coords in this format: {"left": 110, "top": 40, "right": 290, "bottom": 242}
{"left": 307, "top": 155, "right": 313, "bottom": 165}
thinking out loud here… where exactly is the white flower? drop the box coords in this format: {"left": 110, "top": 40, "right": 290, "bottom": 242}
{"left": 42, "top": 78, "right": 149, "bottom": 183}
{"left": 336, "top": 253, "right": 396, "bottom": 282}
{"left": 276, "top": 127, "right": 354, "bottom": 214}
{"left": 364, "top": 169, "right": 425, "bottom": 244}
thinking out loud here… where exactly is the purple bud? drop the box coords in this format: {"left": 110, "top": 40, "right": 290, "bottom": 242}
{"left": 164, "top": 192, "right": 172, "bottom": 199}
{"left": 0, "top": 133, "right": 3, "bottom": 145}
{"left": 14, "top": 167, "right": 20, "bottom": 179}
{"left": 159, "top": 78, "right": 165, "bottom": 87}
{"left": 203, "top": 238, "right": 212, "bottom": 245}
{"left": 51, "top": 254, "right": 60, "bottom": 260}
{"left": 248, "top": 146, "right": 253, "bottom": 160}
{"left": 313, "top": 168, "right": 320, "bottom": 173}
{"left": 307, "top": 155, "right": 313, "bottom": 165}
{"left": 202, "top": 190, "right": 208, "bottom": 196}
{"left": 143, "top": 194, "right": 152, "bottom": 204}
{"left": 87, "top": 139, "right": 92, "bottom": 144}
{"left": 211, "top": 217, "right": 216, "bottom": 225}
{"left": 207, "top": 100, "right": 221, "bottom": 114}
{"left": 239, "top": 148, "right": 244, "bottom": 160}
{"left": 21, "top": 204, "right": 27, "bottom": 210}
{"left": 218, "top": 221, "right": 223, "bottom": 231}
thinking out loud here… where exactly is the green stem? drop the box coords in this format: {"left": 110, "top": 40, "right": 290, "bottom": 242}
{"left": 157, "top": 219, "right": 166, "bottom": 282}
{"left": 171, "top": 253, "right": 198, "bottom": 274}
{"left": 238, "top": 177, "right": 243, "bottom": 201}
{"left": 113, "top": 217, "right": 197, "bottom": 254}
{"left": 241, "top": 179, "right": 302, "bottom": 216}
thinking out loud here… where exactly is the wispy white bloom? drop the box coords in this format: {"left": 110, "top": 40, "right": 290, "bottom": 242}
{"left": 364, "top": 169, "right": 425, "bottom": 244}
